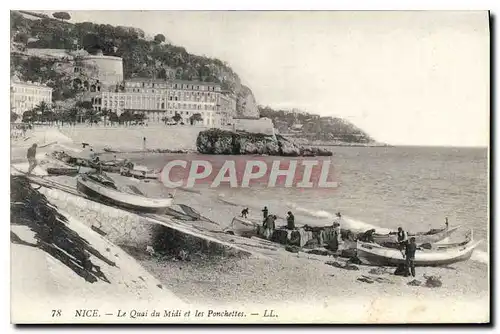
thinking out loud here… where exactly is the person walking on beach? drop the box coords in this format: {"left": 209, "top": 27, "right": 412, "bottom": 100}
{"left": 26, "top": 143, "right": 38, "bottom": 175}
{"left": 241, "top": 208, "right": 249, "bottom": 218}
{"left": 405, "top": 237, "right": 418, "bottom": 277}
{"left": 262, "top": 206, "right": 269, "bottom": 221}
{"left": 286, "top": 211, "right": 295, "bottom": 230}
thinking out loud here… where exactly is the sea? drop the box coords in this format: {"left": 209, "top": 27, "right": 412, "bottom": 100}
{"left": 118, "top": 145, "right": 489, "bottom": 265}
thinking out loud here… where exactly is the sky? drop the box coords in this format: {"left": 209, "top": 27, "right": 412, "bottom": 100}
{"left": 40, "top": 10, "right": 490, "bottom": 146}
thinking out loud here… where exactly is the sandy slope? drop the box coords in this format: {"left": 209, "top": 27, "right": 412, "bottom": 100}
{"left": 11, "top": 180, "right": 187, "bottom": 324}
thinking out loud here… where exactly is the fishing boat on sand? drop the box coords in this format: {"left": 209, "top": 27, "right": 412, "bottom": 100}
{"left": 120, "top": 163, "right": 159, "bottom": 180}
{"left": 371, "top": 225, "right": 461, "bottom": 245}
{"left": 356, "top": 233, "right": 482, "bottom": 267}
{"left": 224, "top": 216, "right": 261, "bottom": 237}
{"left": 76, "top": 173, "right": 173, "bottom": 213}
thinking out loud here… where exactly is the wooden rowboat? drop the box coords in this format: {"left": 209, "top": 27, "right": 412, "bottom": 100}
{"left": 76, "top": 174, "right": 173, "bottom": 213}
{"left": 356, "top": 236, "right": 482, "bottom": 267}
{"left": 224, "top": 216, "right": 260, "bottom": 237}
{"left": 371, "top": 225, "right": 461, "bottom": 245}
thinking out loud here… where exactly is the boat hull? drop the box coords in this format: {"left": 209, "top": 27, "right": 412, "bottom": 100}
{"left": 372, "top": 226, "right": 461, "bottom": 245}
{"left": 225, "top": 216, "right": 260, "bottom": 237}
{"left": 46, "top": 167, "right": 79, "bottom": 176}
{"left": 76, "top": 175, "right": 172, "bottom": 214}
{"left": 356, "top": 239, "right": 481, "bottom": 267}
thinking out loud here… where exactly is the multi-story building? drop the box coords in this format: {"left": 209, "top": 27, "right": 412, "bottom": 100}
{"left": 10, "top": 79, "right": 53, "bottom": 117}
{"left": 94, "top": 78, "right": 236, "bottom": 127}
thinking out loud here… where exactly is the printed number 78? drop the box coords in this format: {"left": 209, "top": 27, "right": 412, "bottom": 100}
{"left": 51, "top": 309, "right": 62, "bottom": 317}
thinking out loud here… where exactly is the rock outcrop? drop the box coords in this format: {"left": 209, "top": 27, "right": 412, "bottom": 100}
{"left": 236, "top": 85, "right": 259, "bottom": 118}
{"left": 196, "top": 129, "right": 332, "bottom": 157}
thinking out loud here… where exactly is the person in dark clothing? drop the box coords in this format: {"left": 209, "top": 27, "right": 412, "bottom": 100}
{"left": 397, "top": 227, "right": 409, "bottom": 251}
{"left": 405, "top": 237, "right": 418, "bottom": 277}
{"left": 241, "top": 208, "right": 249, "bottom": 218}
{"left": 445, "top": 217, "right": 449, "bottom": 229}
{"left": 286, "top": 211, "right": 295, "bottom": 230}
{"left": 27, "top": 143, "right": 38, "bottom": 175}
{"left": 262, "top": 206, "right": 268, "bottom": 221}
{"left": 361, "top": 229, "right": 376, "bottom": 243}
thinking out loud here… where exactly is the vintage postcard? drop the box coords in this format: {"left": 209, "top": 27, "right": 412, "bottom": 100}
{"left": 10, "top": 10, "right": 490, "bottom": 324}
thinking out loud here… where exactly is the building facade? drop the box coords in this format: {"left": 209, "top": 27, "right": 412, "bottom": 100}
{"left": 10, "top": 79, "right": 53, "bottom": 117}
{"left": 93, "top": 78, "right": 236, "bottom": 127}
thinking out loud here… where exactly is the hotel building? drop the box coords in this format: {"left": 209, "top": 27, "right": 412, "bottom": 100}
{"left": 93, "top": 78, "right": 236, "bottom": 127}
{"left": 10, "top": 79, "right": 53, "bottom": 117}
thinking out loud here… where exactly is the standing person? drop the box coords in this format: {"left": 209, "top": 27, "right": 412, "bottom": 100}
{"left": 286, "top": 211, "right": 295, "bottom": 230}
{"left": 445, "top": 217, "right": 449, "bottom": 229}
{"left": 333, "top": 212, "right": 343, "bottom": 244}
{"left": 262, "top": 206, "right": 269, "bottom": 221}
{"left": 405, "top": 237, "right": 418, "bottom": 277}
{"left": 241, "top": 208, "right": 249, "bottom": 218}
{"left": 397, "top": 227, "right": 409, "bottom": 251}
{"left": 333, "top": 212, "right": 342, "bottom": 226}
{"left": 26, "top": 143, "right": 38, "bottom": 175}
{"left": 360, "top": 229, "right": 376, "bottom": 243}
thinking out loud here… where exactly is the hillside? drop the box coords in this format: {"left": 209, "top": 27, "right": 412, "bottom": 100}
{"left": 10, "top": 10, "right": 258, "bottom": 118}
{"left": 10, "top": 10, "right": 375, "bottom": 144}
{"left": 259, "top": 106, "right": 375, "bottom": 144}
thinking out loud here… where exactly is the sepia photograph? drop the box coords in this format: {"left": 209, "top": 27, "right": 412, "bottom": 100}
{"left": 9, "top": 9, "right": 490, "bottom": 324}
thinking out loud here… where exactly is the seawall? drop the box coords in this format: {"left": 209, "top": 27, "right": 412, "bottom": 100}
{"left": 59, "top": 125, "right": 206, "bottom": 151}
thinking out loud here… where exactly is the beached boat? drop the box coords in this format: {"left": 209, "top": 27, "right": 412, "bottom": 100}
{"left": 76, "top": 173, "right": 173, "bottom": 213}
{"left": 370, "top": 225, "right": 461, "bottom": 245}
{"left": 120, "top": 163, "right": 159, "bottom": 180}
{"left": 46, "top": 166, "right": 80, "bottom": 176}
{"left": 224, "top": 216, "right": 261, "bottom": 237}
{"left": 356, "top": 236, "right": 482, "bottom": 267}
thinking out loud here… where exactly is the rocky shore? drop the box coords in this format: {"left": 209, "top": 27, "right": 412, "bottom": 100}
{"left": 196, "top": 129, "right": 332, "bottom": 157}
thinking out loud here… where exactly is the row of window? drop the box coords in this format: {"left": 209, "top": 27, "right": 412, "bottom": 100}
{"left": 11, "top": 87, "right": 52, "bottom": 96}
{"left": 126, "top": 82, "right": 220, "bottom": 92}
{"left": 102, "top": 101, "right": 217, "bottom": 111}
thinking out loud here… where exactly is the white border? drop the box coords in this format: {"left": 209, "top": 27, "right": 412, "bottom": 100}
{"left": 2, "top": 1, "right": 497, "bottom": 333}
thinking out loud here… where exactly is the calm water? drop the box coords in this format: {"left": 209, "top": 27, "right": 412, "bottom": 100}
{"left": 116, "top": 146, "right": 489, "bottom": 258}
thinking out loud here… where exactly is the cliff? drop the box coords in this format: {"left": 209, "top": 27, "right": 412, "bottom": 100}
{"left": 196, "top": 128, "right": 332, "bottom": 157}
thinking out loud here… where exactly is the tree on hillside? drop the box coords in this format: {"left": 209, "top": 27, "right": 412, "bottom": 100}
{"left": 52, "top": 12, "right": 71, "bottom": 22}
{"left": 189, "top": 113, "right": 203, "bottom": 125}
{"left": 13, "top": 32, "right": 29, "bottom": 45}
{"left": 172, "top": 112, "right": 182, "bottom": 124}
{"left": 154, "top": 34, "right": 166, "bottom": 43}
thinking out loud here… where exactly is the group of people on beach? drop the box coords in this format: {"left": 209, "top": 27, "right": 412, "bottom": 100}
{"left": 240, "top": 206, "right": 297, "bottom": 231}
